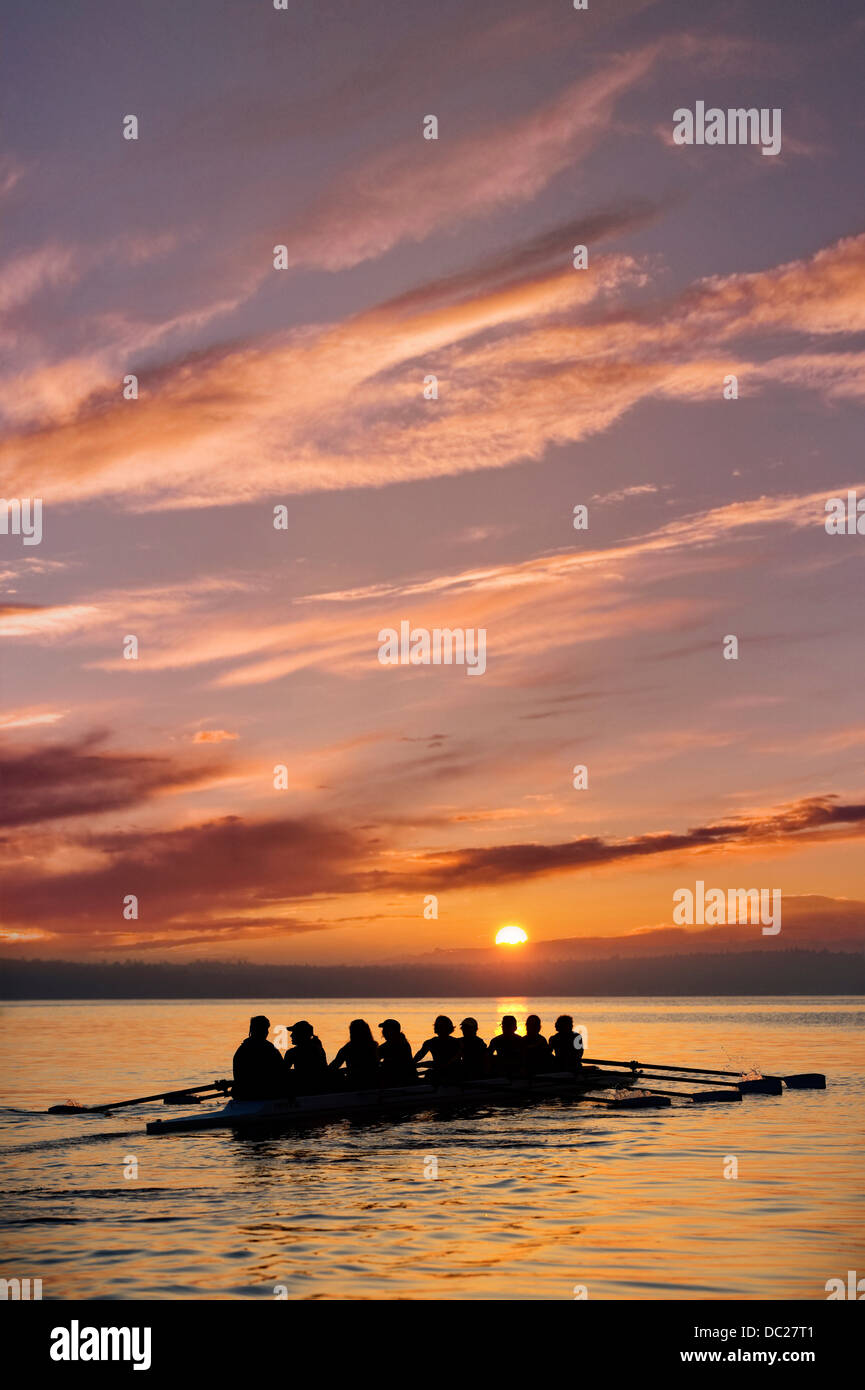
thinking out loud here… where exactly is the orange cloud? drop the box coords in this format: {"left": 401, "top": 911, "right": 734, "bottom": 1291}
{"left": 0, "top": 707, "right": 67, "bottom": 730}
{"left": 2, "top": 793, "right": 862, "bottom": 950}
{"left": 3, "top": 231, "right": 863, "bottom": 511}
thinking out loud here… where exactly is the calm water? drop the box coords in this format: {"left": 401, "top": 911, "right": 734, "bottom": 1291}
{"left": 1, "top": 997, "right": 862, "bottom": 1301}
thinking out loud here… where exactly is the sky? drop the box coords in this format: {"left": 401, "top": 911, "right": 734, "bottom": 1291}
{"left": 1, "top": 0, "right": 864, "bottom": 965}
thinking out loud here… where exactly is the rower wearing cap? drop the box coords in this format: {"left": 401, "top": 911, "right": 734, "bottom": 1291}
{"left": 413, "top": 1015, "right": 461, "bottom": 1084}
{"left": 232, "top": 1016, "right": 284, "bottom": 1100}
{"left": 283, "top": 1020, "right": 329, "bottom": 1095}
{"left": 458, "top": 1017, "right": 489, "bottom": 1079}
{"left": 378, "top": 1019, "right": 418, "bottom": 1087}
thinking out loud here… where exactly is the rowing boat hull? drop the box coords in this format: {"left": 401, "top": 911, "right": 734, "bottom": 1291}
{"left": 146, "top": 1068, "right": 654, "bottom": 1134}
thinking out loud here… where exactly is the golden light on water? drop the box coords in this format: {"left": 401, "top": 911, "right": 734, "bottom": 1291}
{"left": 495, "top": 925, "right": 528, "bottom": 945}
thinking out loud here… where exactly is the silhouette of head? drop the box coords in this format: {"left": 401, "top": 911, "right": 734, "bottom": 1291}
{"left": 249, "top": 1015, "right": 270, "bottom": 1039}
{"left": 501, "top": 1015, "right": 517, "bottom": 1035}
{"left": 379, "top": 1019, "right": 401, "bottom": 1040}
{"left": 525, "top": 1014, "right": 542, "bottom": 1037}
{"left": 460, "top": 1017, "right": 479, "bottom": 1037}
{"left": 289, "top": 1021, "right": 313, "bottom": 1041}
{"left": 349, "top": 1019, "right": 375, "bottom": 1046}
{"left": 434, "top": 1015, "right": 455, "bottom": 1035}
{"left": 555, "top": 1014, "right": 573, "bottom": 1033}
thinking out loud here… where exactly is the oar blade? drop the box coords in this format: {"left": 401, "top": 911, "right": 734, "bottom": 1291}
{"left": 782, "top": 1073, "right": 826, "bottom": 1089}
{"left": 738, "top": 1077, "right": 783, "bottom": 1095}
{"left": 690, "top": 1089, "right": 742, "bottom": 1103}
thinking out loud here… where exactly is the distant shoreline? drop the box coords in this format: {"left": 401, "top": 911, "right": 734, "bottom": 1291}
{"left": 1, "top": 949, "right": 862, "bottom": 999}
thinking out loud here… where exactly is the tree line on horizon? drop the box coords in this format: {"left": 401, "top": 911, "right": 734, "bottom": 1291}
{"left": 0, "top": 950, "right": 862, "bottom": 998}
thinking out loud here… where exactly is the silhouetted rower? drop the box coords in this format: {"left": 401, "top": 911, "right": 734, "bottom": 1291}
{"left": 459, "top": 1017, "right": 489, "bottom": 1079}
{"left": 523, "top": 1014, "right": 553, "bottom": 1075}
{"left": 414, "top": 1015, "right": 461, "bottom": 1083}
{"left": 378, "top": 1019, "right": 418, "bottom": 1087}
{"left": 283, "top": 1020, "right": 328, "bottom": 1095}
{"left": 232, "top": 1015, "right": 284, "bottom": 1100}
{"left": 549, "top": 1014, "right": 584, "bottom": 1071}
{"left": 330, "top": 1019, "right": 380, "bottom": 1090}
{"left": 488, "top": 1015, "right": 525, "bottom": 1078}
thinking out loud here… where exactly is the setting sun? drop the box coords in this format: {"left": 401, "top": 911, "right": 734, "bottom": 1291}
{"left": 495, "top": 925, "right": 528, "bottom": 946}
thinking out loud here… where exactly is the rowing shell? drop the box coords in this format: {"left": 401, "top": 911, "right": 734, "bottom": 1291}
{"left": 146, "top": 1067, "right": 661, "bottom": 1134}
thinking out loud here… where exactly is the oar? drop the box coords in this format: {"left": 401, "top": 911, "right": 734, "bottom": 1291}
{"left": 48, "top": 1079, "right": 231, "bottom": 1114}
{"left": 577, "top": 1063, "right": 742, "bottom": 1104}
{"left": 605, "top": 1076, "right": 742, "bottom": 1104}
{"left": 606, "top": 1059, "right": 785, "bottom": 1095}
{"left": 583, "top": 1058, "right": 780, "bottom": 1095}
{"left": 584, "top": 1056, "right": 824, "bottom": 1092}
{"left": 598, "top": 1067, "right": 750, "bottom": 1095}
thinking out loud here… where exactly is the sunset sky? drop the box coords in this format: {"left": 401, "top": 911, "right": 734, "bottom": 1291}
{"left": 1, "top": 0, "right": 864, "bottom": 963}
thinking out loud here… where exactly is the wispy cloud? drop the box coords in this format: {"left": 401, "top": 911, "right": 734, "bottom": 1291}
{"left": 393, "top": 795, "right": 865, "bottom": 889}
{"left": 4, "top": 479, "right": 858, "bottom": 697}
{"left": 278, "top": 50, "right": 662, "bottom": 270}
{"left": 0, "top": 708, "right": 67, "bottom": 731}
{"left": 3, "top": 231, "right": 862, "bottom": 510}
{"left": 592, "top": 484, "right": 660, "bottom": 505}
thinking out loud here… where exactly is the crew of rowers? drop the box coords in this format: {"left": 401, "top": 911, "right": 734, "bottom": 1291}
{"left": 232, "top": 1013, "right": 585, "bottom": 1101}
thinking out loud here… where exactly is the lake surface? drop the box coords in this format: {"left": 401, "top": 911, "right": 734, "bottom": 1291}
{"left": 1, "top": 997, "right": 862, "bottom": 1301}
